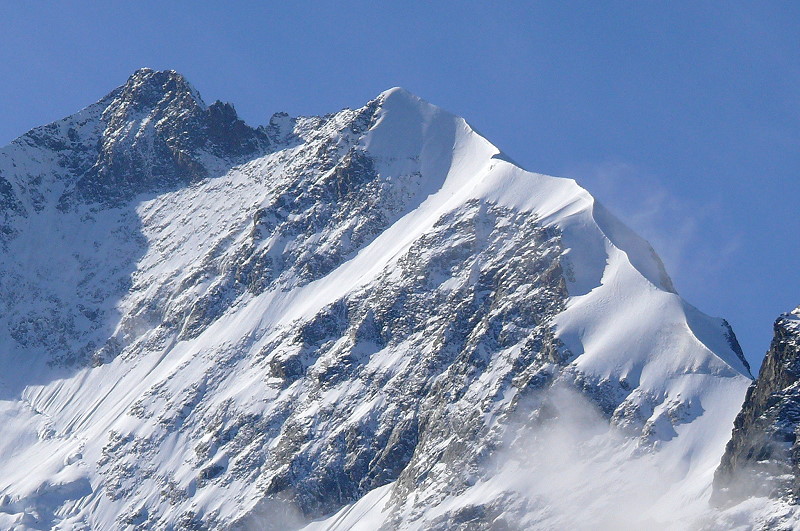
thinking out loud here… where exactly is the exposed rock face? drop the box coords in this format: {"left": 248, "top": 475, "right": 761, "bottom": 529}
{"left": 714, "top": 307, "right": 800, "bottom": 504}
{"left": 59, "top": 68, "right": 271, "bottom": 207}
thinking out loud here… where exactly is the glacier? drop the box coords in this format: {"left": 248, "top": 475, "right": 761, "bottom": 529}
{"left": 0, "top": 68, "right": 758, "bottom": 529}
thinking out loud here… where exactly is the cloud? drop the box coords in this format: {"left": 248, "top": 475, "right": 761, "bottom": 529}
{"left": 487, "top": 385, "right": 702, "bottom": 530}
{"left": 481, "top": 384, "right": 789, "bottom": 530}
{"left": 246, "top": 383, "right": 792, "bottom": 530}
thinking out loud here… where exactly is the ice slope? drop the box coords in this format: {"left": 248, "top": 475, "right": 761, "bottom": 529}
{"left": 0, "top": 71, "right": 752, "bottom": 530}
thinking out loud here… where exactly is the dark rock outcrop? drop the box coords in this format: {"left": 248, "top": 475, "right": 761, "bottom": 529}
{"left": 714, "top": 307, "right": 800, "bottom": 504}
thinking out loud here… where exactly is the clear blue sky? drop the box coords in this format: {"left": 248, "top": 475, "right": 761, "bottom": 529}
{"left": 1, "top": 2, "right": 797, "bottom": 370}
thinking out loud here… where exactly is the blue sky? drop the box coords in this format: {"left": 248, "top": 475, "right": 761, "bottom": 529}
{"left": 1, "top": 2, "right": 797, "bottom": 369}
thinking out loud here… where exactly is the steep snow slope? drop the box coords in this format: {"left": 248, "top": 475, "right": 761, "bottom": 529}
{"left": 0, "top": 70, "right": 752, "bottom": 530}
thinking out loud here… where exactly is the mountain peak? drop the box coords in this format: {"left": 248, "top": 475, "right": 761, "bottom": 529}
{"left": 374, "top": 86, "right": 439, "bottom": 118}
{"left": 55, "top": 69, "right": 269, "bottom": 206}
{"left": 377, "top": 86, "right": 419, "bottom": 103}
{"left": 115, "top": 67, "right": 206, "bottom": 113}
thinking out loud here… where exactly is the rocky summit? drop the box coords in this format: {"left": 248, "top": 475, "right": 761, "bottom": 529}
{"left": 0, "top": 69, "right": 759, "bottom": 529}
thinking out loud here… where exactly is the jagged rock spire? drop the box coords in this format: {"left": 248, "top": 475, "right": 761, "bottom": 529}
{"left": 113, "top": 68, "right": 207, "bottom": 112}
{"left": 714, "top": 308, "right": 800, "bottom": 504}
{"left": 58, "top": 68, "right": 272, "bottom": 207}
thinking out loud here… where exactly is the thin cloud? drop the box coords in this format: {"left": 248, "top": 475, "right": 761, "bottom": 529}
{"left": 560, "top": 160, "right": 741, "bottom": 295}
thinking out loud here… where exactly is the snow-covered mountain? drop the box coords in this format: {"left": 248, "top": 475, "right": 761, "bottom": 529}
{"left": 0, "top": 68, "right": 754, "bottom": 530}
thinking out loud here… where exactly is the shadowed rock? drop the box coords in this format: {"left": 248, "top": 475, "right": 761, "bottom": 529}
{"left": 714, "top": 307, "right": 800, "bottom": 505}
